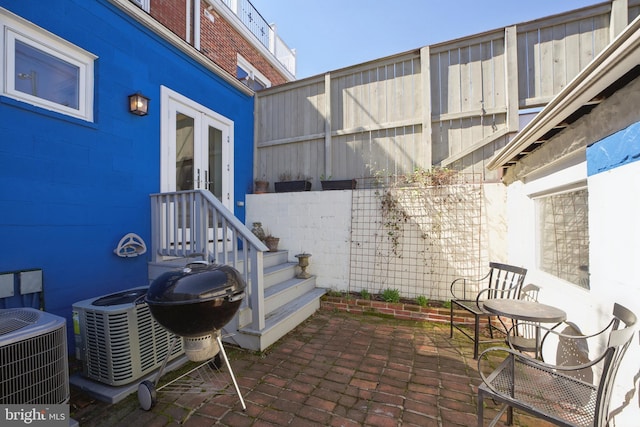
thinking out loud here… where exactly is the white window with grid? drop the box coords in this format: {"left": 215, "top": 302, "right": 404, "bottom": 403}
{"left": 535, "top": 185, "right": 590, "bottom": 289}
{"left": 1, "top": 8, "right": 96, "bottom": 121}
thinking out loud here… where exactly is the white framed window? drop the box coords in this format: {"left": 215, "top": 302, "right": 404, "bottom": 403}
{"left": 237, "top": 54, "right": 270, "bottom": 91}
{"left": 535, "top": 185, "right": 590, "bottom": 289}
{"left": 1, "top": 8, "right": 96, "bottom": 121}
{"left": 130, "top": 0, "right": 150, "bottom": 13}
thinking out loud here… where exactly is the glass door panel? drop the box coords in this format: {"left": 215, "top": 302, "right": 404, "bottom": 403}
{"left": 176, "top": 113, "right": 195, "bottom": 191}
{"left": 207, "top": 125, "right": 223, "bottom": 200}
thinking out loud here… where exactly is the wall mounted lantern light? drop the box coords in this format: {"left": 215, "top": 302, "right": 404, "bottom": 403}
{"left": 128, "top": 92, "right": 150, "bottom": 116}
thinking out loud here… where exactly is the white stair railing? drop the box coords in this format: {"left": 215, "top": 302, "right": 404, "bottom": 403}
{"left": 150, "top": 190, "right": 268, "bottom": 331}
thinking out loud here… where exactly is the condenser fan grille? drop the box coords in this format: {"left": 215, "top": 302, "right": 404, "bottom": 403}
{"left": 0, "top": 309, "right": 41, "bottom": 335}
{"left": 136, "top": 304, "right": 175, "bottom": 371}
{"left": 0, "top": 316, "right": 69, "bottom": 404}
{"left": 84, "top": 310, "right": 133, "bottom": 383}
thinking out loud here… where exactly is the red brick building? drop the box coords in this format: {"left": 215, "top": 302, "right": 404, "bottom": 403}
{"left": 136, "top": 0, "right": 295, "bottom": 89}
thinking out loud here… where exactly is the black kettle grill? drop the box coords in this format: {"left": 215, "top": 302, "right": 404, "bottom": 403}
{"left": 138, "top": 261, "right": 247, "bottom": 412}
{"left": 145, "top": 262, "right": 246, "bottom": 338}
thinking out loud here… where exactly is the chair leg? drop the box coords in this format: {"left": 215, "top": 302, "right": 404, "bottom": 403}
{"left": 474, "top": 313, "right": 480, "bottom": 359}
{"left": 450, "top": 303, "right": 454, "bottom": 338}
{"left": 487, "top": 315, "right": 494, "bottom": 339}
{"left": 477, "top": 391, "right": 485, "bottom": 427}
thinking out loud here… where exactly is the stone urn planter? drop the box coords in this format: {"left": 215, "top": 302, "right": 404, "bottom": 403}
{"left": 295, "top": 253, "right": 312, "bottom": 279}
{"left": 251, "top": 222, "right": 266, "bottom": 241}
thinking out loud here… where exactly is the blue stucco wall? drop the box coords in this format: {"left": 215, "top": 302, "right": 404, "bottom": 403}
{"left": 587, "top": 121, "right": 640, "bottom": 176}
{"left": 0, "top": 0, "right": 254, "bottom": 344}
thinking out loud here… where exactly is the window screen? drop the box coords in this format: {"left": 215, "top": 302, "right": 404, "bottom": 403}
{"left": 538, "top": 188, "right": 590, "bottom": 289}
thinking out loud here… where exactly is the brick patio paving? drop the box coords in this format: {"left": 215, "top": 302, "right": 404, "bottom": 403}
{"left": 70, "top": 311, "right": 552, "bottom": 426}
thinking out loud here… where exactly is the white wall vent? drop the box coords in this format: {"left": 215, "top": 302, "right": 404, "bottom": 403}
{"left": 72, "top": 287, "right": 184, "bottom": 386}
{"left": 0, "top": 308, "right": 69, "bottom": 404}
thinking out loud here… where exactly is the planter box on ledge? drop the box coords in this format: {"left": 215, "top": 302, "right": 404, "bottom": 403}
{"left": 274, "top": 180, "right": 312, "bottom": 193}
{"left": 321, "top": 179, "right": 357, "bottom": 190}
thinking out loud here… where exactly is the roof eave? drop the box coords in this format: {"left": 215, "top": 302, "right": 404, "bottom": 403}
{"left": 487, "top": 15, "right": 640, "bottom": 171}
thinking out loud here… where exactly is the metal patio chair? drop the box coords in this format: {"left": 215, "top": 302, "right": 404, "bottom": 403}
{"left": 503, "top": 283, "right": 541, "bottom": 353}
{"left": 449, "top": 262, "right": 528, "bottom": 359}
{"left": 477, "top": 303, "right": 637, "bottom": 427}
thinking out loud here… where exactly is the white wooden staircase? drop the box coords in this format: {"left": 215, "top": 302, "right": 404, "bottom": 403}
{"left": 148, "top": 190, "right": 326, "bottom": 352}
{"left": 236, "top": 250, "right": 325, "bottom": 349}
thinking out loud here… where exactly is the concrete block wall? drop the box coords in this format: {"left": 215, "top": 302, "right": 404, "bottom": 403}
{"left": 246, "top": 190, "right": 353, "bottom": 290}
{"left": 246, "top": 183, "right": 508, "bottom": 298}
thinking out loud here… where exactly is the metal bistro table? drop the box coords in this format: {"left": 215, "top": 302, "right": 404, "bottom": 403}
{"left": 482, "top": 299, "right": 567, "bottom": 358}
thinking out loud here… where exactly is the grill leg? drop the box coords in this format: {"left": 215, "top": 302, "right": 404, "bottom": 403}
{"left": 153, "top": 336, "right": 179, "bottom": 387}
{"left": 216, "top": 335, "right": 246, "bottom": 411}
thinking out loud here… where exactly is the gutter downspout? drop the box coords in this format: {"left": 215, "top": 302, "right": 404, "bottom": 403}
{"left": 194, "top": 0, "right": 201, "bottom": 50}
{"left": 186, "top": 0, "right": 191, "bottom": 44}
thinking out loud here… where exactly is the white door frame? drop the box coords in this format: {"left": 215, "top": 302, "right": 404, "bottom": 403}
{"left": 160, "top": 86, "right": 234, "bottom": 211}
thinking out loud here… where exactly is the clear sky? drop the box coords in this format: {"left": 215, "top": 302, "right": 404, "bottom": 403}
{"left": 250, "top": 0, "right": 608, "bottom": 79}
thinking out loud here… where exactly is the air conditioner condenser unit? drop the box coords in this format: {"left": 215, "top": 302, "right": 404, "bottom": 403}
{"left": 0, "top": 308, "right": 69, "bottom": 404}
{"left": 72, "top": 287, "right": 184, "bottom": 387}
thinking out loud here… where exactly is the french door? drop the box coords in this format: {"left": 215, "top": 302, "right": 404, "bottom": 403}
{"left": 161, "top": 86, "right": 233, "bottom": 209}
{"left": 160, "top": 86, "right": 234, "bottom": 253}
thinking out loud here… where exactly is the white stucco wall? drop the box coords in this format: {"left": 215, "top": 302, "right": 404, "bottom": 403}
{"left": 505, "top": 158, "right": 600, "bottom": 342}
{"left": 483, "top": 183, "right": 509, "bottom": 265}
{"left": 505, "top": 136, "right": 640, "bottom": 424}
{"left": 587, "top": 152, "right": 640, "bottom": 426}
{"left": 506, "top": 155, "right": 594, "bottom": 311}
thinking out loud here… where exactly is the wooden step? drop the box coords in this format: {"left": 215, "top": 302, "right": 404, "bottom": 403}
{"left": 264, "top": 276, "right": 316, "bottom": 314}
{"left": 235, "top": 288, "right": 326, "bottom": 351}
{"left": 263, "top": 262, "right": 297, "bottom": 288}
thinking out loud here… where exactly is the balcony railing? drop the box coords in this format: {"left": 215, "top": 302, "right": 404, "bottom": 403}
{"left": 220, "top": 0, "right": 296, "bottom": 76}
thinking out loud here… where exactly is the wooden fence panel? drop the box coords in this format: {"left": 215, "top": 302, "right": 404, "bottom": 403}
{"left": 429, "top": 31, "right": 508, "bottom": 177}
{"left": 329, "top": 57, "right": 423, "bottom": 135}
{"left": 517, "top": 5, "right": 612, "bottom": 107}
{"left": 255, "top": 2, "right": 631, "bottom": 186}
{"left": 429, "top": 53, "right": 442, "bottom": 117}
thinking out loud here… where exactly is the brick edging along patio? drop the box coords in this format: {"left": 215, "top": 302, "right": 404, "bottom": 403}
{"left": 320, "top": 295, "right": 494, "bottom": 328}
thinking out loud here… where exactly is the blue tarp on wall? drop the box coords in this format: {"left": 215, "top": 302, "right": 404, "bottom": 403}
{"left": 587, "top": 121, "right": 640, "bottom": 176}
{"left": 0, "top": 0, "right": 254, "bottom": 349}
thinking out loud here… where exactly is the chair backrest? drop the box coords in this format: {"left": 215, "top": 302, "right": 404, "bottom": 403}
{"left": 595, "top": 303, "right": 636, "bottom": 426}
{"left": 519, "top": 283, "right": 539, "bottom": 302}
{"left": 485, "top": 262, "right": 527, "bottom": 300}
{"left": 555, "top": 322, "right": 593, "bottom": 389}
{"left": 512, "top": 284, "right": 541, "bottom": 343}
{"left": 537, "top": 304, "right": 635, "bottom": 425}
